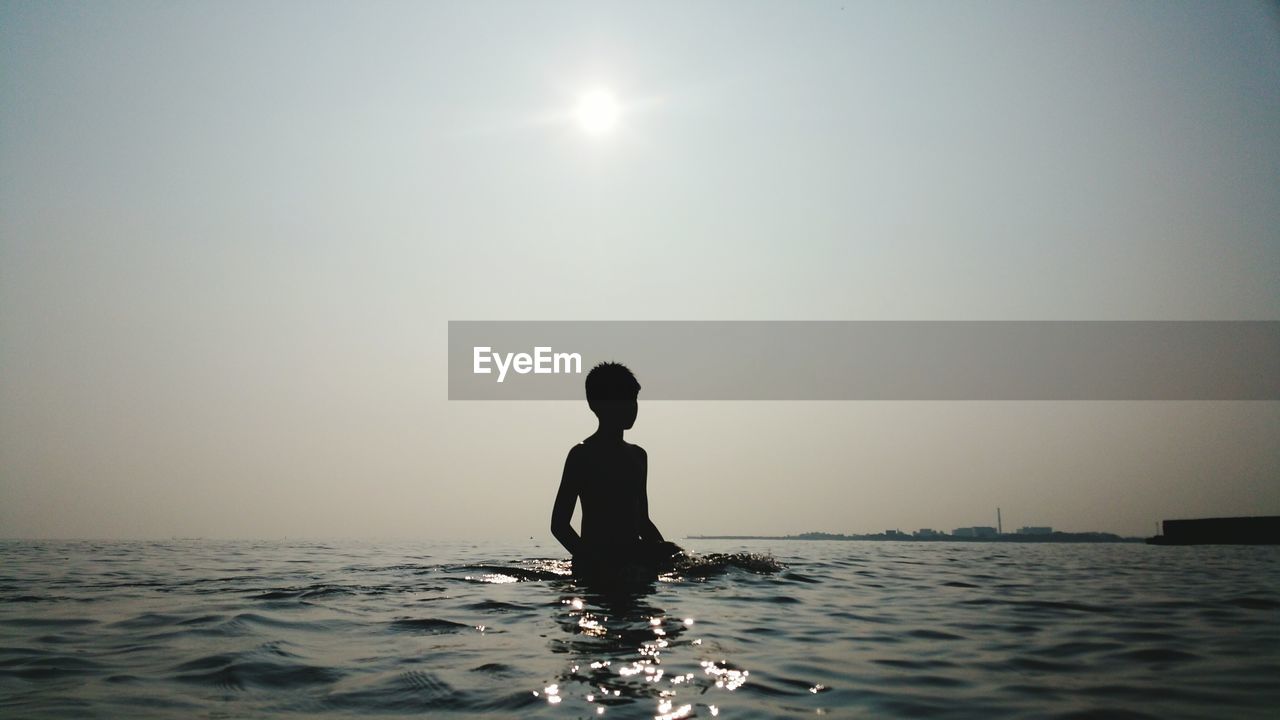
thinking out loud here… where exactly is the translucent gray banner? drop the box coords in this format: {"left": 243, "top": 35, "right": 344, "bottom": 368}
{"left": 447, "top": 321, "right": 1280, "bottom": 400}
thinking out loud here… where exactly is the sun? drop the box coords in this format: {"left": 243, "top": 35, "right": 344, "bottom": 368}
{"left": 574, "top": 88, "right": 621, "bottom": 136}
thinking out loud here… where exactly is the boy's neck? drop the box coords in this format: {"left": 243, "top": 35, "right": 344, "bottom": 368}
{"left": 591, "top": 424, "right": 626, "bottom": 443}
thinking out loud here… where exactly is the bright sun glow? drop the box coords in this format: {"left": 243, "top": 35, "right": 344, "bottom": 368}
{"left": 574, "top": 89, "right": 620, "bottom": 136}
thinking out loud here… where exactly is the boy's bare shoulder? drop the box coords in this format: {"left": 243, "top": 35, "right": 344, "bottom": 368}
{"left": 626, "top": 442, "right": 647, "bottom": 461}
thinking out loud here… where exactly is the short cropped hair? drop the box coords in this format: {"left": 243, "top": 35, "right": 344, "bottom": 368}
{"left": 585, "top": 361, "right": 640, "bottom": 410}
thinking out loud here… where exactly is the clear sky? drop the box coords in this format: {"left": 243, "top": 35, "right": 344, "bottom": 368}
{"left": 2, "top": 1, "right": 1277, "bottom": 540}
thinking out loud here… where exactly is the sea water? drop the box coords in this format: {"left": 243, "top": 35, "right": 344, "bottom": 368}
{"left": 1, "top": 539, "right": 1277, "bottom": 719}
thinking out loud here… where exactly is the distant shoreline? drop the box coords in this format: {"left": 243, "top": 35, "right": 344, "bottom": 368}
{"left": 687, "top": 532, "right": 1144, "bottom": 543}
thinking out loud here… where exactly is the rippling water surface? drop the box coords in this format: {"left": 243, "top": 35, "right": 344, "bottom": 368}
{"left": 1, "top": 539, "right": 1278, "bottom": 719}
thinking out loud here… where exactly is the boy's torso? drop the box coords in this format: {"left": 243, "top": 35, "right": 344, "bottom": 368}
{"left": 575, "top": 440, "right": 645, "bottom": 546}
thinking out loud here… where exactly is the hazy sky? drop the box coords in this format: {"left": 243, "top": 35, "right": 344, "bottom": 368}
{"left": 2, "top": 1, "right": 1277, "bottom": 540}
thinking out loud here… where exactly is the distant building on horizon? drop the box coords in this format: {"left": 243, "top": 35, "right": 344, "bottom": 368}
{"left": 1017, "top": 526, "right": 1053, "bottom": 535}
{"left": 954, "top": 526, "right": 998, "bottom": 538}
{"left": 914, "top": 528, "right": 943, "bottom": 538}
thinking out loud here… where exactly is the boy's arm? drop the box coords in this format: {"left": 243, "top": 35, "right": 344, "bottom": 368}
{"left": 636, "top": 447, "right": 666, "bottom": 544}
{"left": 551, "top": 447, "right": 583, "bottom": 556}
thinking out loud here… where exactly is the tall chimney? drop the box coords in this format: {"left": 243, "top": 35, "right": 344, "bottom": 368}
{"left": 997, "top": 507, "right": 1002, "bottom": 535}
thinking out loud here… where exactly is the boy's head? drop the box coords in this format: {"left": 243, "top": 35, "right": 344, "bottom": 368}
{"left": 585, "top": 361, "right": 640, "bottom": 429}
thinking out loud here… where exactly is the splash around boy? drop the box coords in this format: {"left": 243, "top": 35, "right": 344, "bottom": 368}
{"left": 550, "top": 361, "right": 683, "bottom": 579}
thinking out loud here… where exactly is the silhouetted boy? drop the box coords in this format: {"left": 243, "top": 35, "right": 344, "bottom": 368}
{"left": 551, "top": 362, "right": 682, "bottom": 578}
